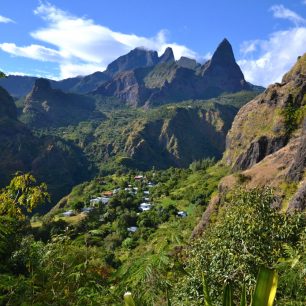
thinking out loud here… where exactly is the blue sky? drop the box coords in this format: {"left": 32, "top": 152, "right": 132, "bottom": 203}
{"left": 0, "top": 0, "right": 306, "bottom": 86}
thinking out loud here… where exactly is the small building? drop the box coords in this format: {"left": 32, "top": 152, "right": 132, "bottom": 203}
{"left": 147, "top": 182, "right": 155, "bottom": 188}
{"left": 143, "top": 190, "right": 150, "bottom": 195}
{"left": 113, "top": 188, "right": 121, "bottom": 194}
{"left": 143, "top": 197, "right": 150, "bottom": 202}
{"left": 177, "top": 211, "right": 187, "bottom": 218}
{"left": 62, "top": 210, "right": 75, "bottom": 217}
{"left": 127, "top": 226, "right": 138, "bottom": 233}
{"left": 134, "top": 175, "right": 144, "bottom": 180}
{"left": 139, "top": 203, "right": 152, "bottom": 211}
{"left": 90, "top": 197, "right": 109, "bottom": 206}
{"left": 102, "top": 191, "right": 113, "bottom": 197}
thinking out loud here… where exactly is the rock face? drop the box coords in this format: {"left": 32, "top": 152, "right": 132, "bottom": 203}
{"left": 0, "top": 86, "right": 90, "bottom": 210}
{"left": 225, "top": 53, "right": 306, "bottom": 171}
{"left": 23, "top": 78, "right": 102, "bottom": 128}
{"left": 232, "top": 135, "right": 288, "bottom": 171}
{"left": 105, "top": 48, "right": 159, "bottom": 76}
{"left": 200, "top": 39, "right": 249, "bottom": 93}
{"left": 124, "top": 103, "right": 237, "bottom": 168}
{"left": 159, "top": 47, "right": 175, "bottom": 64}
{"left": 93, "top": 69, "right": 152, "bottom": 107}
{"left": 177, "top": 56, "right": 199, "bottom": 69}
{"left": 287, "top": 119, "right": 306, "bottom": 181}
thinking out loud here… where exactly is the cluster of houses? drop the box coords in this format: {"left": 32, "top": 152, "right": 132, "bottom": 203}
{"left": 61, "top": 174, "right": 187, "bottom": 231}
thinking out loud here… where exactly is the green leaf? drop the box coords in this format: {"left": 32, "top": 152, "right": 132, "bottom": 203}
{"left": 202, "top": 272, "right": 212, "bottom": 306}
{"left": 124, "top": 292, "right": 136, "bottom": 306}
{"left": 240, "top": 283, "right": 247, "bottom": 306}
{"left": 222, "top": 283, "right": 234, "bottom": 306}
{"left": 252, "top": 267, "right": 278, "bottom": 306}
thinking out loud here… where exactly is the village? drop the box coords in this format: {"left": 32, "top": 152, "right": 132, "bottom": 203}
{"left": 60, "top": 174, "right": 187, "bottom": 234}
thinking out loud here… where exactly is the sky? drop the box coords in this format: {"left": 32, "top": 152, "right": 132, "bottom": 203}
{"left": 0, "top": 0, "right": 306, "bottom": 86}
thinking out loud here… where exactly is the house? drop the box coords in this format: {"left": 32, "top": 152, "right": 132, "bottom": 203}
{"left": 62, "top": 210, "right": 75, "bottom": 217}
{"left": 143, "top": 197, "right": 150, "bottom": 202}
{"left": 134, "top": 175, "right": 144, "bottom": 180}
{"left": 90, "top": 197, "right": 109, "bottom": 206}
{"left": 177, "top": 211, "right": 187, "bottom": 218}
{"left": 113, "top": 188, "right": 121, "bottom": 194}
{"left": 147, "top": 182, "right": 155, "bottom": 188}
{"left": 143, "top": 190, "right": 150, "bottom": 195}
{"left": 102, "top": 191, "right": 113, "bottom": 197}
{"left": 139, "top": 203, "right": 152, "bottom": 211}
{"left": 127, "top": 226, "right": 138, "bottom": 233}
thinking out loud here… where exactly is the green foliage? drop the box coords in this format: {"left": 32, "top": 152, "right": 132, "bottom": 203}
{"left": 252, "top": 267, "right": 278, "bottom": 306}
{"left": 281, "top": 98, "right": 306, "bottom": 135}
{"left": 172, "top": 187, "right": 305, "bottom": 305}
{"left": 0, "top": 173, "right": 50, "bottom": 219}
{"left": 124, "top": 292, "right": 136, "bottom": 306}
{"left": 202, "top": 267, "right": 278, "bottom": 306}
{"left": 0, "top": 71, "right": 5, "bottom": 78}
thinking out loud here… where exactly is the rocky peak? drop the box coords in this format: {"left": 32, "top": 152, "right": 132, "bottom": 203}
{"left": 210, "top": 38, "right": 237, "bottom": 66}
{"left": 159, "top": 47, "right": 175, "bottom": 64}
{"left": 105, "top": 47, "right": 159, "bottom": 76}
{"left": 30, "top": 78, "right": 52, "bottom": 98}
{"left": 177, "top": 56, "right": 199, "bottom": 70}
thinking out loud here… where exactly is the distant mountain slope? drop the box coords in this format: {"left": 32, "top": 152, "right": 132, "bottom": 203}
{"left": 0, "top": 75, "right": 37, "bottom": 98}
{"left": 21, "top": 78, "right": 104, "bottom": 128}
{"left": 0, "top": 86, "right": 90, "bottom": 209}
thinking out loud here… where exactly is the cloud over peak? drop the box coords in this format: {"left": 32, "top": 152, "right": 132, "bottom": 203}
{"left": 0, "top": 2, "right": 199, "bottom": 79}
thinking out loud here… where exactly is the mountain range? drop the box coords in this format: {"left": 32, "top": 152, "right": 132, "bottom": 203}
{"left": 0, "top": 39, "right": 261, "bottom": 104}
{"left": 0, "top": 38, "right": 283, "bottom": 210}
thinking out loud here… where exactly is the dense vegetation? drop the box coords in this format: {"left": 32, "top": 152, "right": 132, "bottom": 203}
{"left": 0, "top": 165, "right": 305, "bottom": 305}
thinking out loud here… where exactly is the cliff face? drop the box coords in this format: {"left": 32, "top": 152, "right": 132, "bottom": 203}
{"left": 225, "top": 53, "right": 306, "bottom": 171}
{"left": 124, "top": 103, "right": 237, "bottom": 168}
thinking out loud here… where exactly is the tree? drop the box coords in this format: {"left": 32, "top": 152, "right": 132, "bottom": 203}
{"left": 0, "top": 173, "right": 50, "bottom": 220}
{"left": 172, "top": 188, "right": 305, "bottom": 305}
{"left": 0, "top": 71, "right": 5, "bottom": 78}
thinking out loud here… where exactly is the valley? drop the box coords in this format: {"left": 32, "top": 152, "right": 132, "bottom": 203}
{"left": 0, "top": 33, "right": 305, "bottom": 306}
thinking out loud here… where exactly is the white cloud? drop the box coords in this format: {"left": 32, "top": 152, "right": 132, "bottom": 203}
{"left": 0, "top": 2, "right": 200, "bottom": 79}
{"left": 0, "top": 15, "right": 14, "bottom": 23}
{"left": 238, "top": 27, "right": 306, "bottom": 86}
{"left": 270, "top": 5, "right": 306, "bottom": 26}
{"left": 0, "top": 43, "right": 63, "bottom": 62}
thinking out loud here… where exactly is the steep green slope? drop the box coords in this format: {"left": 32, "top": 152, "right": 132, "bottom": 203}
{"left": 32, "top": 91, "right": 258, "bottom": 175}
{"left": 0, "top": 86, "right": 90, "bottom": 209}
